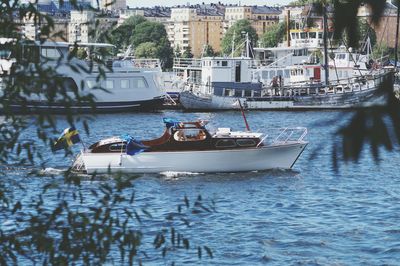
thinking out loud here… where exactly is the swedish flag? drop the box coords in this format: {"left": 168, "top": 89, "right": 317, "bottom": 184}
{"left": 53, "top": 127, "right": 81, "bottom": 151}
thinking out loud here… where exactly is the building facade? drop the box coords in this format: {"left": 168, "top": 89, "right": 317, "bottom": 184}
{"left": 168, "top": 5, "right": 224, "bottom": 57}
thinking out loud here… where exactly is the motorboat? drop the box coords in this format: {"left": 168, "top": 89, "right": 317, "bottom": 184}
{"left": 72, "top": 118, "right": 308, "bottom": 174}
{"left": 0, "top": 40, "right": 165, "bottom": 113}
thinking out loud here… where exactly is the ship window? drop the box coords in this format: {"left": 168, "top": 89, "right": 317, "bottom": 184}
{"left": 86, "top": 79, "right": 97, "bottom": 89}
{"left": 284, "top": 69, "right": 290, "bottom": 78}
{"left": 224, "top": 89, "right": 234, "bottom": 96}
{"left": 236, "top": 139, "right": 256, "bottom": 147}
{"left": 222, "top": 61, "right": 228, "bottom": 66}
{"left": 105, "top": 80, "right": 114, "bottom": 89}
{"left": 121, "top": 79, "right": 129, "bottom": 89}
{"left": 253, "top": 90, "right": 261, "bottom": 97}
{"left": 132, "top": 77, "right": 148, "bottom": 88}
{"left": 215, "top": 139, "right": 236, "bottom": 148}
{"left": 174, "top": 129, "right": 206, "bottom": 142}
{"left": 109, "top": 143, "right": 126, "bottom": 151}
{"left": 244, "top": 90, "right": 252, "bottom": 97}
{"left": 262, "top": 71, "right": 268, "bottom": 79}
{"left": 41, "top": 47, "right": 61, "bottom": 59}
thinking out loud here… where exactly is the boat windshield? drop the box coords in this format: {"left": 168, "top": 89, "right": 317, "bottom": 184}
{"left": 173, "top": 128, "right": 207, "bottom": 142}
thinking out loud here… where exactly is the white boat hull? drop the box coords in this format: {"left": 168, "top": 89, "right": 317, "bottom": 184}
{"left": 78, "top": 142, "right": 308, "bottom": 174}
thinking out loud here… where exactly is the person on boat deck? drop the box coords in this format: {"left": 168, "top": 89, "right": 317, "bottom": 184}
{"left": 176, "top": 123, "right": 186, "bottom": 141}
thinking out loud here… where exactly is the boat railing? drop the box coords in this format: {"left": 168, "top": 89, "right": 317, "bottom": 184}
{"left": 173, "top": 58, "right": 202, "bottom": 69}
{"left": 257, "top": 127, "right": 307, "bottom": 147}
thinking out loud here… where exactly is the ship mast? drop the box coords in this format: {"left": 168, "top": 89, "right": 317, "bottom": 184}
{"left": 395, "top": 0, "right": 400, "bottom": 68}
{"left": 323, "top": 3, "right": 329, "bottom": 85}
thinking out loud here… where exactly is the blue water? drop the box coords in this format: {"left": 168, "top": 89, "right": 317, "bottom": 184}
{"left": 2, "top": 110, "right": 400, "bottom": 265}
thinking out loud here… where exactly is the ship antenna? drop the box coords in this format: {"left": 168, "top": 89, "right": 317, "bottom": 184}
{"left": 395, "top": 0, "right": 400, "bottom": 70}
{"left": 323, "top": 2, "right": 329, "bottom": 86}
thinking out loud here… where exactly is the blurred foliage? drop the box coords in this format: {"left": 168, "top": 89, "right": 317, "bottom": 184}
{"left": 0, "top": 0, "right": 213, "bottom": 264}
{"left": 221, "top": 19, "right": 258, "bottom": 57}
{"left": 329, "top": 0, "right": 400, "bottom": 169}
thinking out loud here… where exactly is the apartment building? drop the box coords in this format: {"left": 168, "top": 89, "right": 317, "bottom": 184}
{"left": 224, "top": 5, "right": 281, "bottom": 37}
{"left": 168, "top": 5, "right": 224, "bottom": 57}
{"left": 101, "top": 0, "right": 126, "bottom": 11}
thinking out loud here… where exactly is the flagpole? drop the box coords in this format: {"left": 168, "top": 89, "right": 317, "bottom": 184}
{"left": 237, "top": 99, "right": 250, "bottom": 131}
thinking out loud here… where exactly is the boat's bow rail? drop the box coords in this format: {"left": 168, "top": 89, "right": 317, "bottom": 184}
{"left": 257, "top": 127, "right": 308, "bottom": 147}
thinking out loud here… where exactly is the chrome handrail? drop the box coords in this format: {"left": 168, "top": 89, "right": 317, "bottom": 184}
{"left": 258, "top": 127, "right": 308, "bottom": 146}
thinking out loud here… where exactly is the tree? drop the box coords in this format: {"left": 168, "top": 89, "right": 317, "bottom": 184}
{"left": 135, "top": 42, "right": 158, "bottom": 58}
{"left": 129, "top": 20, "right": 173, "bottom": 69}
{"left": 221, "top": 19, "right": 258, "bottom": 57}
{"left": 174, "top": 44, "right": 182, "bottom": 58}
{"left": 260, "top": 22, "right": 286, "bottom": 48}
{"left": 357, "top": 17, "right": 377, "bottom": 49}
{"left": 110, "top": 15, "right": 147, "bottom": 51}
{"left": 372, "top": 42, "right": 390, "bottom": 60}
{"left": 202, "top": 44, "right": 216, "bottom": 57}
{"left": 182, "top": 46, "right": 194, "bottom": 58}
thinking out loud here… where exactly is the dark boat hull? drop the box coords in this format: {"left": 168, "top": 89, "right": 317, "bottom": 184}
{"left": 1, "top": 97, "right": 165, "bottom": 114}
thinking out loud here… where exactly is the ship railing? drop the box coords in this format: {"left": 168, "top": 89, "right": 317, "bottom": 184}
{"left": 257, "top": 127, "right": 307, "bottom": 147}
{"left": 173, "top": 58, "right": 202, "bottom": 69}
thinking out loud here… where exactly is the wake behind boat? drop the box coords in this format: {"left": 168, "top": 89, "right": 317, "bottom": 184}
{"left": 71, "top": 118, "right": 308, "bottom": 174}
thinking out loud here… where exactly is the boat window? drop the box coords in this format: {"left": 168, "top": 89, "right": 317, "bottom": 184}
{"left": 215, "top": 139, "right": 236, "bottom": 148}
{"left": 174, "top": 129, "right": 207, "bottom": 142}
{"left": 41, "top": 47, "right": 61, "bottom": 59}
{"left": 300, "top": 32, "right": 307, "bottom": 39}
{"left": 222, "top": 61, "right": 228, "bottom": 66}
{"left": 309, "top": 32, "right": 316, "bottom": 38}
{"left": 105, "top": 80, "right": 114, "bottom": 89}
{"left": 109, "top": 143, "right": 126, "bottom": 151}
{"left": 284, "top": 69, "right": 290, "bottom": 78}
{"left": 121, "top": 79, "right": 129, "bottom": 89}
{"left": 235, "top": 89, "right": 242, "bottom": 97}
{"left": 262, "top": 71, "right": 268, "bottom": 79}
{"left": 0, "top": 49, "right": 11, "bottom": 59}
{"left": 86, "top": 79, "right": 97, "bottom": 89}
{"left": 244, "top": 90, "right": 252, "bottom": 97}
{"left": 224, "top": 89, "right": 234, "bottom": 96}
{"left": 269, "top": 70, "right": 276, "bottom": 79}
{"left": 277, "top": 70, "right": 283, "bottom": 77}
{"left": 318, "top": 32, "right": 323, "bottom": 39}
{"left": 132, "top": 77, "right": 148, "bottom": 89}
{"left": 236, "top": 139, "right": 256, "bottom": 147}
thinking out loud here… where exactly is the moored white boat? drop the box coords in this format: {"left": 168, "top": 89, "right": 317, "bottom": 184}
{"left": 72, "top": 119, "right": 308, "bottom": 174}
